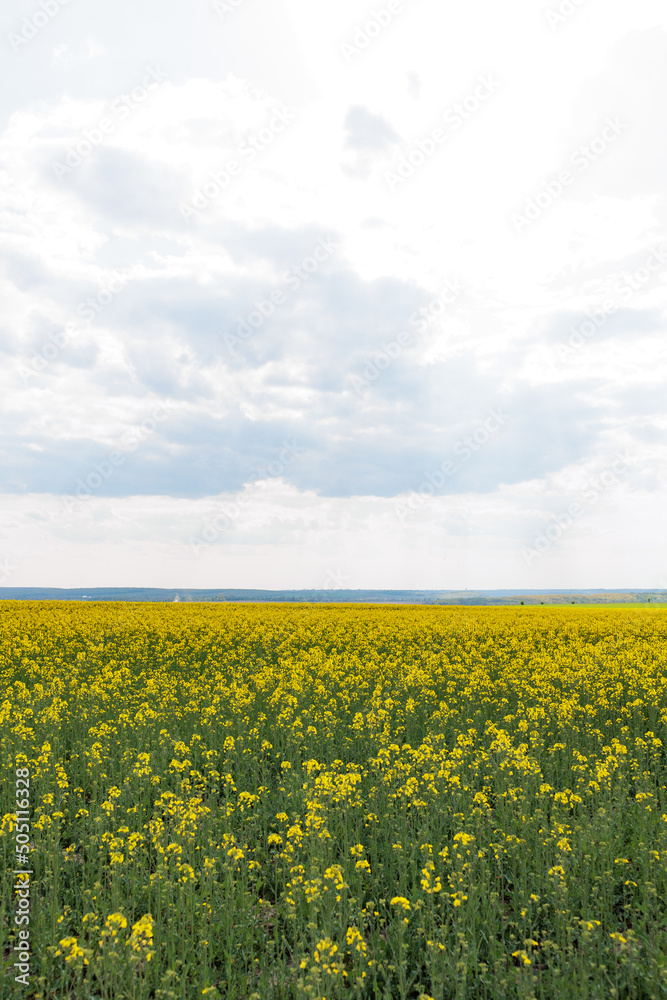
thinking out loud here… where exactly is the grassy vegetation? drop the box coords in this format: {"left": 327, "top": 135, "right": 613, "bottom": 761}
{"left": 2, "top": 602, "right": 666, "bottom": 999}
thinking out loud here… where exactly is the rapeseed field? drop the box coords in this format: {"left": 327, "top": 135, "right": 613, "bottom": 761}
{"left": 1, "top": 601, "right": 666, "bottom": 999}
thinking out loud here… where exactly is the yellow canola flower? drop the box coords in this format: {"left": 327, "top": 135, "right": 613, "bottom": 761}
{"left": 346, "top": 925, "right": 367, "bottom": 954}
{"left": 127, "top": 913, "right": 154, "bottom": 962}
{"left": 56, "top": 937, "right": 91, "bottom": 966}
{"left": 104, "top": 913, "right": 127, "bottom": 934}
{"left": 390, "top": 896, "right": 411, "bottom": 911}
{"left": 3, "top": 599, "right": 667, "bottom": 991}
{"left": 420, "top": 861, "right": 442, "bottom": 894}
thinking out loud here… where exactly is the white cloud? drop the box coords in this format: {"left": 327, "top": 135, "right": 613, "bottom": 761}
{"left": 0, "top": 0, "right": 666, "bottom": 587}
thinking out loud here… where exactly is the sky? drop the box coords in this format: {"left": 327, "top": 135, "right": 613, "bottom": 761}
{"left": 0, "top": 0, "right": 666, "bottom": 590}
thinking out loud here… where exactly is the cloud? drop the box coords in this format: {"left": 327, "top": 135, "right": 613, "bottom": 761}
{"left": 341, "top": 104, "right": 400, "bottom": 178}
{"left": 0, "top": 355, "right": 608, "bottom": 500}
{"left": 49, "top": 146, "right": 189, "bottom": 230}
{"left": 406, "top": 72, "right": 421, "bottom": 100}
{"left": 0, "top": 1, "right": 665, "bottom": 587}
{"left": 568, "top": 27, "right": 667, "bottom": 201}
{"left": 343, "top": 105, "right": 400, "bottom": 151}
{"left": 1, "top": 250, "right": 52, "bottom": 291}
{"left": 541, "top": 307, "right": 665, "bottom": 345}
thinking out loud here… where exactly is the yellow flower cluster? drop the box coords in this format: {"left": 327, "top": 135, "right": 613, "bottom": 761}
{"left": 1, "top": 601, "right": 666, "bottom": 999}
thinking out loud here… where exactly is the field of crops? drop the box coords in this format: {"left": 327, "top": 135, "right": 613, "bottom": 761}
{"left": 1, "top": 602, "right": 667, "bottom": 1000}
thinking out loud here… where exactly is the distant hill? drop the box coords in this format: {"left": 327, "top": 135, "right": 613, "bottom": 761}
{"left": 0, "top": 588, "right": 664, "bottom": 604}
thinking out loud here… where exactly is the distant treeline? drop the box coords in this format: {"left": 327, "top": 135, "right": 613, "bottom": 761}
{"left": 0, "top": 588, "right": 664, "bottom": 604}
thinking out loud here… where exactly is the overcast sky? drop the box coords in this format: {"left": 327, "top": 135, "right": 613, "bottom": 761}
{"left": 1, "top": 0, "right": 666, "bottom": 590}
